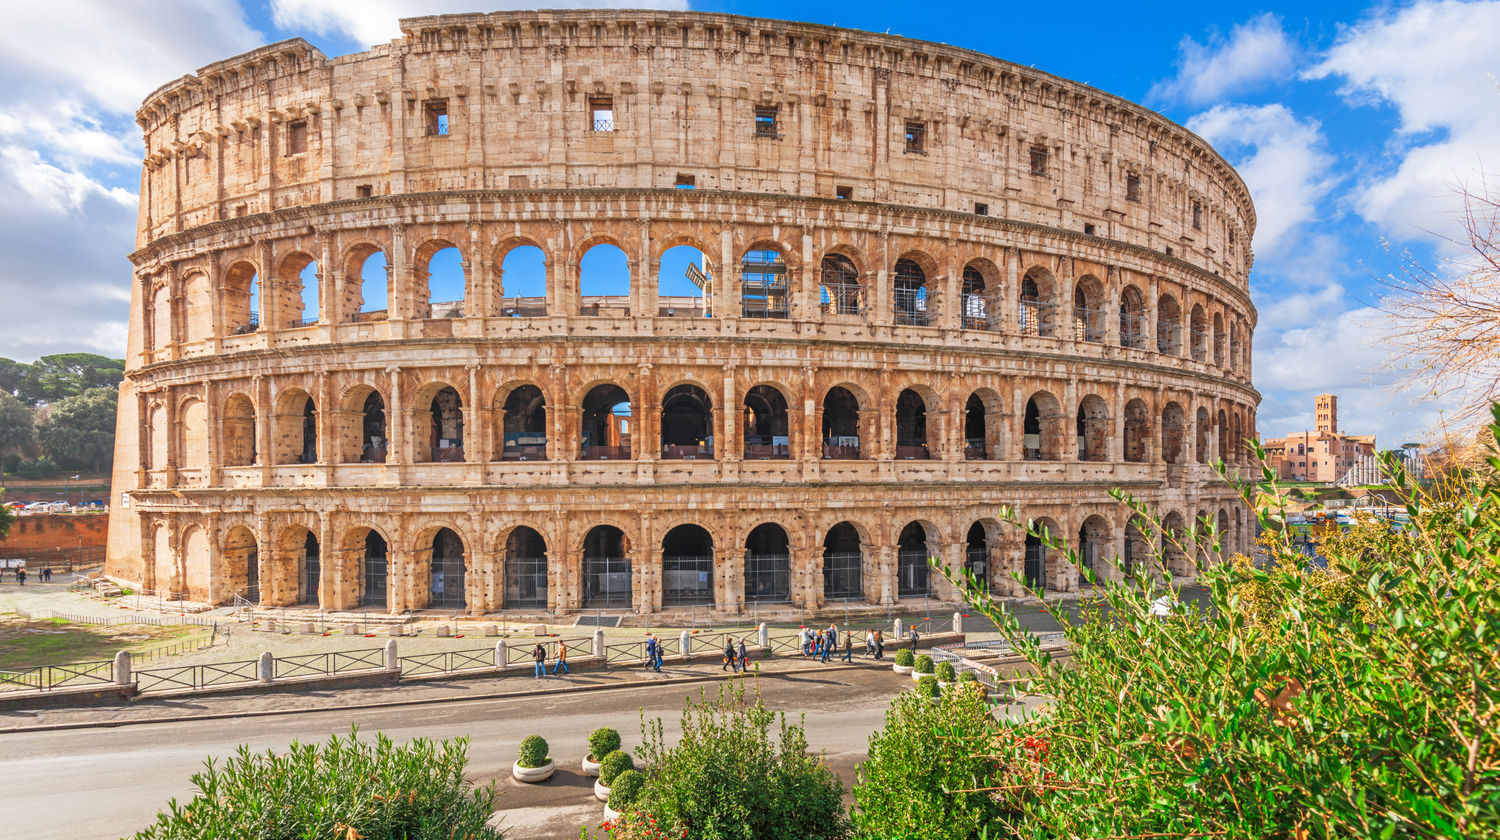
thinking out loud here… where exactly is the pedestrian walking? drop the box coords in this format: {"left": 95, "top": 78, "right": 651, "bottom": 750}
{"left": 826, "top": 624, "right": 838, "bottom": 655}
{"left": 551, "top": 639, "right": 570, "bottom": 675}
{"left": 722, "top": 638, "right": 737, "bottom": 672}
{"left": 864, "top": 629, "right": 875, "bottom": 658}
{"left": 654, "top": 635, "right": 665, "bottom": 671}
{"left": 16, "top": 568, "right": 25, "bottom": 586}
{"left": 874, "top": 629, "right": 885, "bottom": 660}
{"left": 645, "top": 634, "right": 658, "bottom": 671}
{"left": 737, "top": 637, "right": 749, "bottom": 672}
{"left": 799, "top": 627, "right": 811, "bottom": 657}
{"left": 841, "top": 631, "right": 854, "bottom": 663}
{"left": 909, "top": 625, "right": 920, "bottom": 651}
{"left": 532, "top": 642, "right": 546, "bottom": 678}
{"left": 819, "top": 631, "right": 831, "bottom": 663}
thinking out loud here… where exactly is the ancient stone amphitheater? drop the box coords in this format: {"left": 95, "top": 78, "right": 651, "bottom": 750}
{"left": 106, "top": 10, "right": 1259, "bottom": 617}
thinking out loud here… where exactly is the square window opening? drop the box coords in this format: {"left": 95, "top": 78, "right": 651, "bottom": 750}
{"left": 356, "top": 184, "right": 373, "bottom": 199}
{"left": 286, "top": 120, "right": 308, "bottom": 155}
{"left": 675, "top": 173, "right": 696, "bottom": 189}
{"left": 1084, "top": 223, "right": 1097, "bottom": 236}
{"left": 904, "top": 120, "right": 926, "bottom": 153}
{"left": 590, "top": 97, "right": 614, "bottom": 132}
{"left": 1030, "top": 146, "right": 1049, "bottom": 176}
{"left": 754, "top": 106, "right": 778, "bottom": 138}
{"left": 1192, "top": 201, "right": 1203, "bottom": 230}
{"left": 973, "top": 202, "right": 988, "bottom": 216}
{"left": 425, "top": 100, "right": 449, "bottom": 136}
{"left": 1126, "top": 173, "right": 1141, "bottom": 202}
{"left": 835, "top": 185, "right": 853, "bottom": 200}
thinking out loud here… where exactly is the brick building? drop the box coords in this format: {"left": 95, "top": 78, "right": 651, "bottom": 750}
{"left": 1263, "top": 395, "right": 1375, "bottom": 482}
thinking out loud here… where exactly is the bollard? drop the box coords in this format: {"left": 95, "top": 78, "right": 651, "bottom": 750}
{"left": 384, "top": 639, "right": 399, "bottom": 670}
{"left": 483, "top": 624, "right": 499, "bottom": 637}
{"left": 495, "top": 640, "right": 507, "bottom": 670}
{"left": 258, "top": 651, "right": 274, "bottom": 683}
{"left": 893, "top": 617, "right": 904, "bottom": 639}
{"left": 679, "top": 630, "right": 691, "bottom": 658}
{"left": 113, "top": 650, "right": 132, "bottom": 686}
{"left": 593, "top": 628, "right": 605, "bottom": 659}
{"left": 953, "top": 611, "right": 964, "bottom": 635}
{"left": 757, "top": 622, "right": 769, "bottom": 649}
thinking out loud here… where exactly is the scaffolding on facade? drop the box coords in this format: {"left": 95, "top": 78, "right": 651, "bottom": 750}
{"left": 740, "top": 250, "right": 788, "bottom": 319}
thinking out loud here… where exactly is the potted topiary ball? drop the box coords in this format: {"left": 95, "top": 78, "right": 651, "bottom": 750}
{"left": 594, "top": 748, "right": 634, "bottom": 801}
{"left": 892, "top": 647, "right": 915, "bottom": 675}
{"left": 916, "top": 674, "right": 940, "bottom": 698}
{"left": 583, "top": 727, "right": 621, "bottom": 777}
{"left": 935, "top": 660, "right": 957, "bottom": 684}
{"left": 957, "top": 670, "right": 979, "bottom": 684}
{"left": 512, "top": 735, "right": 554, "bottom": 782}
{"left": 912, "top": 654, "right": 935, "bottom": 681}
{"left": 603, "top": 768, "right": 644, "bottom": 820}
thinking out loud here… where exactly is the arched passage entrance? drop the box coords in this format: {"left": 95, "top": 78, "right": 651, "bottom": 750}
{"left": 661, "top": 384, "right": 714, "bottom": 459}
{"left": 1078, "top": 516, "right": 1110, "bottom": 586}
{"left": 964, "top": 522, "right": 989, "bottom": 588}
{"left": 894, "top": 389, "right": 930, "bottom": 459}
{"left": 504, "top": 527, "right": 548, "bottom": 609}
{"left": 582, "top": 525, "right": 631, "bottom": 608}
{"left": 896, "top": 522, "right": 933, "bottom": 597}
{"left": 581, "top": 385, "right": 631, "bottom": 460}
{"left": 744, "top": 523, "right": 791, "bottom": 603}
{"left": 822, "top": 387, "right": 861, "bottom": 459}
{"left": 743, "top": 385, "right": 790, "bottom": 459}
{"left": 661, "top": 524, "right": 714, "bottom": 606}
{"left": 223, "top": 526, "right": 258, "bottom": 604}
{"left": 428, "top": 528, "right": 466, "bottom": 609}
{"left": 822, "top": 522, "right": 864, "bottom": 600}
{"left": 500, "top": 385, "right": 548, "bottom": 461}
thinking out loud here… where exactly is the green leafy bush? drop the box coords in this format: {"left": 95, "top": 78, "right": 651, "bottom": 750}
{"left": 517, "top": 735, "right": 549, "bottom": 768}
{"left": 130, "top": 729, "right": 502, "bottom": 839}
{"left": 913, "top": 654, "right": 933, "bottom": 674}
{"left": 599, "top": 749, "right": 634, "bottom": 786}
{"left": 915, "top": 675, "right": 940, "bottom": 698}
{"left": 934, "top": 660, "right": 956, "bottom": 682}
{"left": 853, "top": 685, "right": 1009, "bottom": 839}
{"left": 15, "top": 457, "right": 57, "bottom": 479}
{"left": 608, "top": 769, "right": 645, "bottom": 810}
{"left": 892, "top": 648, "right": 914, "bottom": 667}
{"left": 632, "top": 682, "right": 849, "bottom": 840}
{"left": 957, "top": 670, "right": 978, "bottom": 684}
{"left": 588, "top": 727, "right": 622, "bottom": 762}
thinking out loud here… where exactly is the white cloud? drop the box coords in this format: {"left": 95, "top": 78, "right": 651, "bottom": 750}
{"left": 1188, "top": 103, "right": 1335, "bottom": 257}
{"left": 1150, "top": 13, "right": 1296, "bottom": 106}
{"left": 1307, "top": 0, "right": 1500, "bottom": 244}
{"left": 271, "top": 0, "right": 692, "bottom": 48}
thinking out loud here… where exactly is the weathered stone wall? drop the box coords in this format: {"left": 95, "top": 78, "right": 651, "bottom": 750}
{"left": 108, "top": 11, "right": 1260, "bottom": 614}
{"left": 2, "top": 513, "right": 109, "bottom": 552}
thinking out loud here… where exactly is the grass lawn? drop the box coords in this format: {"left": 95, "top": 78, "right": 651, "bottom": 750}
{"left": 0, "top": 614, "right": 210, "bottom": 669}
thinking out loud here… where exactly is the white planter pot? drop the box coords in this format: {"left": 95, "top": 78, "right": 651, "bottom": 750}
{"left": 892, "top": 663, "right": 913, "bottom": 675}
{"left": 582, "top": 756, "right": 602, "bottom": 777}
{"left": 512, "top": 759, "right": 554, "bottom": 783}
{"left": 594, "top": 779, "right": 611, "bottom": 802}
{"left": 603, "top": 804, "right": 621, "bottom": 821}
{"left": 913, "top": 669, "right": 933, "bottom": 682}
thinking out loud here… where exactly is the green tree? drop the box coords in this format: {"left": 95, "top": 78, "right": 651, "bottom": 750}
{"left": 38, "top": 387, "right": 117, "bottom": 472}
{"left": 0, "top": 353, "right": 125, "bottom": 406}
{"left": 0, "top": 391, "right": 34, "bottom": 456}
{"left": 0, "top": 490, "right": 14, "bottom": 540}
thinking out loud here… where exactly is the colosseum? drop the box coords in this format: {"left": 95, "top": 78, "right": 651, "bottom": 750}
{"left": 106, "top": 9, "right": 1259, "bottom": 618}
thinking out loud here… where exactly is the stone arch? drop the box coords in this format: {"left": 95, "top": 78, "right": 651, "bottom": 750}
{"left": 1213, "top": 311, "right": 1226, "bottom": 367}
{"left": 144, "top": 402, "right": 168, "bottom": 473}
{"left": 661, "top": 523, "right": 715, "bottom": 606}
{"left": 180, "top": 525, "right": 211, "bottom": 601}
{"left": 413, "top": 381, "right": 465, "bottom": 463}
{"left": 344, "top": 243, "right": 389, "bottom": 321}
{"left": 744, "top": 522, "right": 791, "bottom": 603}
{"left": 821, "top": 385, "right": 863, "bottom": 459}
{"left": 223, "top": 260, "right": 260, "bottom": 335}
{"left": 222, "top": 392, "right": 257, "bottom": 466}
{"left": 892, "top": 254, "right": 934, "bottom": 326}
{"left": 1124, "top": 515, "right": 1152, "bottom": 577}
{"left": 1071, "top": 275, "right": 1105, "bottom": 342}
{"left": 273, "top": 524, "right": 321, "bottom": 607}
{"left": 1124, "top": 398, "right": 1152, "bottom": 463}
{"left": 178, "top": 397, "right": 208, "bottom": 472}
{"left": 222, "top": 524, "right": 259, "bottom": 604}
{"left": 894, "top": 388, "right": 931, "bottom": 459}
{"left": 1024, "top": 516, "right": 1061, "bottom": 591}
{"left": 660, "top": 382, "right": 715, "bottom": 459}
{"left": 1217, "top": 408, "right": 1229, "bottom": 462}
{"left": 578, "top": 239, "right": 632, "bottom": 316}
{"left": 413, "top": 237, "right": 465, "bottom": 319}
{"left": 743, "top": 383, "right": 791, "bottom": 460}
{"left": 1196, "top": 406, "right": 1212, "bottom": 464}
{"left": 497, "top": 382, "right": 548, "bottom": 461}
{"left": 960, "top": 258, "right": 1001, "bottom": 330}
{"left": 962, "top": 521, "right": 993, "bottom": 589}
{"left": 337, "top": 384, "right": 387, "bottom": 463}
{"left": 272, "top": 387, "right": 318, "bottom": 466}
{"left": 1078, "top": 514, "right": 1111, "bottom": 586}
{"left": 1161, "top": 511, "right": 1191, "bottom": 577}
{"left": 581, "top": 524, "right": 632, "bottom": 608}
{"left": 740, "top": 243, "right": 790, "bottom": 319}
{"left": 896, "top": 520, "right": 941, "bottom": 597}
{"left": 964, "top": 388, "right": 1004, "bottom": 460}
{"left": 1023, "top": 389, "right": 1064, "bottom": 461}
{"left": 1019, "top": 266, "right": 1056, "bottom": 337}
{"left": 580, "top": 382, "right": 632, "bottom": 459}
{"left": 1189, "top": 304, "right": 1208, "bottom": 362}
{"left": 182, "top": 271, "right": 212, "bottom": 343}
{"left": 274, "top": 250, "right": 319, "bottom": 329}
{"left": 503, "top": 525, "right": 549, "bottom": 609}
{"left": 1119, "top": 284, "right": 1146, "bottom": 348}
{"left": 1076, "top": 394, "right": 1111, "bottom": 462}
{"left": 414, "top": 524, "right": 468, "bottom": 610}
{"left": 657, "top": 240, "right": 712, "bottom": 318}
{"left": 819, "top": 251, "right": 863, "bottom": 316}
{"left": 496, "top": 238, "right": 548, "bottom": 316}
{"left": 822, "top": 521, "right": 867, "bottom": 600}
{"left": 1157, "top": 293, "right": 1182, "bottom": 355}
{"left": 1161, "top": 401, "right": 1187, "bottom": 464}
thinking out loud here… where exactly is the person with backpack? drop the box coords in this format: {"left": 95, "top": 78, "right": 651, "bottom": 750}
{"left": 532, "top": 642, "right": 547, "bottom": 678}
{"left": 841, "top": 630, "right": 854, "bottom": 663}
{"left": 722, "top": 638, "right": 737, "bottom": 672}
{"left": 864, "top": 628, "right": 876, "bottom": 658}
{"left": 645, "top": 634, "right": 659, "bottom": 672}
{"left": 909, "top": 624, "right": 921, "bottom": 651}
{"left": 873, "top": 629, "right": 885, "bottom": 660}
{"left": 551, "top": 638, "right": 570, "bottom": 675}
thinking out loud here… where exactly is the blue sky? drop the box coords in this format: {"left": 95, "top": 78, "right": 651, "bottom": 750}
{"left": 2, "top": 1, "right": 1496, "bottom": 448}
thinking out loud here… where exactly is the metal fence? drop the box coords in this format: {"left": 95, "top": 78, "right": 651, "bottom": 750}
{"left": 400, "top": 647, "right": 493, "bottom": 677}
{"left": 135, "top": 659, "right": 260, "bottom": 694}
{"left": 273, "top": 648, "right": 386, "bottom": 680}
{"left": 0, "top": 659, "right": 114, "bottom": 693}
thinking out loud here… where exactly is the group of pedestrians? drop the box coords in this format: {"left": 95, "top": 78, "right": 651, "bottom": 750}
{"left": 531, "top": 639, "right": 569, "bottom": 678}
{"left": 0, "top": 567, "right": 51, "bottom": 584}
{"left": 796, "top": 624, "right": 921, "bottom": 662}
{"left": 720, "top": 637, "right": 751, "bottom": 672}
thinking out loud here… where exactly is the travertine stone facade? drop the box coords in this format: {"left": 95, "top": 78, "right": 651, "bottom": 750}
{"left": 108, "top": 10, "right": 1259, "bottom": 615}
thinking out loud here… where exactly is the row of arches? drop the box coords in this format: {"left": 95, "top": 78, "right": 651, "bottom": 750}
{"left": 159, "top": 379, "right": 1253, "bottom": 470}
{"left": 152, "top": 505, "right": 1253, "bottom": 612}
{"left": 145, "top": 236, "right": 1250, "bottom": 374}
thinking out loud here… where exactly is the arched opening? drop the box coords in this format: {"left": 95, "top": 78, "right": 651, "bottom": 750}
{"left": 1162, "top": 402, "right": 1187, "bottom": 464}
{"left": 821, "top": 386, "right": 862, "bottom": 459}
{"left": 1162, "top": 512, "right": 1189, "bottom": 577}
{"left": 822, "top": 522, "right": 864, "bottom": 600}
{"left": 894, "top": 389, "right": 930, "bottom": 459}
{"left": 359, "top": 391, "right": 387, "bottom": 463}
{"left": 274, "top": 391, "right": 318, "bottom": 466}
{"left": 1024, "top": 531, "right": 1047, "bottom": 591}
{"left": 277, "top": 253, "right": 319, "bottom": 328}
{"left": 151, "top": 284, "right": 173, "bottom": 352}
{"left": 1213, "top": 312, "right": 1226, "bottom": 367}
{"left": 892, "top": 258, "right": 931, "bottom": 326}
{"left": 1217, "top": 409, "right": 1229, "bottom": 462}
{"left": 744, "top": 523, "right": 790, "bottom": 603}
{"left": 1076, "top": 395, "right": 1110, "bottom": 462}
{"left": 499, "top": 244, "right": 547, "bottom": 317}
{"left": 148, "top": 404, "right": 167, "bottom": 472}
{"left": 1229, "top": 322, "right": 1243, "bottom": 372}
{"left": 277, "top": 527, "right": 319, "bottom": 607}
{"left": 359, "top": 530, "right": 388, "bottom": 609}
{"left": 420, "top": 245, "right": 465, "bottom": 319}
{"left": 1078, "top": 516, "right": 1110, "bottom": 586}
{"left": 499, "top": 385, "right": 547, "bottom": 461}
{"left": 582, "top": 525, "right": 631, "bottom": 608}
{"left": 1124, "top": 518, "right": 1150, "bottom": 576}
{"left": 1072, "top": 276, "right": 1103, "bottom": 342}
{"left": 427, "top": 527, "right": 466, "bottom": 609}
{"left": 424, "top": 386, "right": 465, "bottom": 462}
{"left": 349, "top": 247, "right": 389, "bottom": 322}
{"left": 580, "top": 242, "right": 631, "bottom": 316}
{"left": 741, "top": 247, "right": 789, "bottom": 319}
{"left": 1120, "top": 286, "right": 1146, "bottom": 349}
{"left": 964, "top": 394, "right": 989, "bottom": 459}
{"left": 504, "top": 527, "right": 548, "bottom": 609}
{"left": 223, "top": 394, "right": 257, "bottom": 466}
{"left": 179, "top": 399, "right": 208, "bottom": 472}
{"left": 182, "top": 272, "right": 211, "bottom": 343}
{"left": 1156, "top": 294, "right": 1182, "bottom": 355}
{"left": 1023, "top": 391, "right": 1063, "bottom": 461}
{"left": 224, "top": 261, "right": 260, "bottom": 335}
{"left": 658, "top": 244, "right": 711, "bottom": 318}
{"left": 1190, "top": 305, "right": 1208, "bottom": 362}
{"left": 580, "top": 384, "right": 631, "bottom": 460}
{"left": 743, "top": 384, "right": 790, "bottom": 460}
{"left": 961, "top": 263, "right": 996, "bottom": 331}
{"left": 819, "top": 254, "right": 862, "bottom": 316}
{"left": 896, "top": 522, "right": 932, "bottom": 597}
{"left": 1216, "top": 509, "right": 1230, "bottom": 562}
{"left": 1019, "top": 268, "right": 1055, "bottom": 337}
{"left": 1196, "top": 407, "right": 1212, "bottom": 464}
{"left": 660, "top": 384, "right": 714, "bottom": 459}
{"left": 1124, "top": 398, "right": 1151, "bottom": 463}
{"left": 662, "top": 524, "right": 714, "bottom": 606}
{"left": 223, "top": 526, "right": 258, "bottom": 604}
{"left": 964, "top": 522, "right": 989, "bottom": 588}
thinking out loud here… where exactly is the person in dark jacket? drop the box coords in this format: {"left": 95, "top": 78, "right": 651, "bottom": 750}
{"left": 874, "top": 629, "right": 885, "bottom": 660}
{"left": 737, "top": 637, "right": 749, "bottom": 672}
{"left": 841, "top": 631, "right": 854, "bottom": 663}
{"left": 722, "top": 638, "right": 737, "bottom": 672}
{"left": 532, "top": 642, "right": 546, "bottom": 678}
{"left": 645, "top": 635, "right": 660, "bottom": 672}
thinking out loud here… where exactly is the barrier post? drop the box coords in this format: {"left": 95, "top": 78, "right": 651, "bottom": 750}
{"left": 113, "top": 650, "right": 132, "bottom": 686}
{"left": 953, "top": 611, "right": 964, "bottom": 635}
{"left": 258, "top": 651, "right": 274, "bottom": 683}
{"left": 384, "top": 639, "right": 399, "bottom": 670}
{"left": 495, "top": 640, "right": 507, "bottom": 670}
{"left": 593, "top": 629, "right": 605, "bottom": 659}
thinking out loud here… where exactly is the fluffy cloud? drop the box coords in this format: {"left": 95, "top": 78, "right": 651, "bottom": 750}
{"left": 0, "top": 1, "right": 263, "bottom": 363}
{"left": 1188, "top": 104, "right": 1335, "bottom": 257}
{"left": 271, "top": 0, "right": 691, "bottom": 48}
{"left": 1149, "top": 13, "right": 1297, "bottom": 107}
{"left": 1307, "top": 0, "right": 1500, "bottom": 244}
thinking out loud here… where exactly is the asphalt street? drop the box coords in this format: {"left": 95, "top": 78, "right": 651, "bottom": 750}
{"left": 0, "top": 663, "right": 1044, "bottom": 840}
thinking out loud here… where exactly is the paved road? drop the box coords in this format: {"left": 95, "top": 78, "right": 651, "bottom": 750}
{"left": 0, "top": 664, "right": 1043, "bottom": 840}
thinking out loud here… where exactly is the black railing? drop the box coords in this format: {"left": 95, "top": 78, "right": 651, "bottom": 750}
{"left": 500, "top": 443, "right": 547, "bottom": 461}
{"left": 661, "top": 443, "right": 713, "bottom": 460}
{"left": 579, "top": 445, "right": 630, "bottom": 461}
